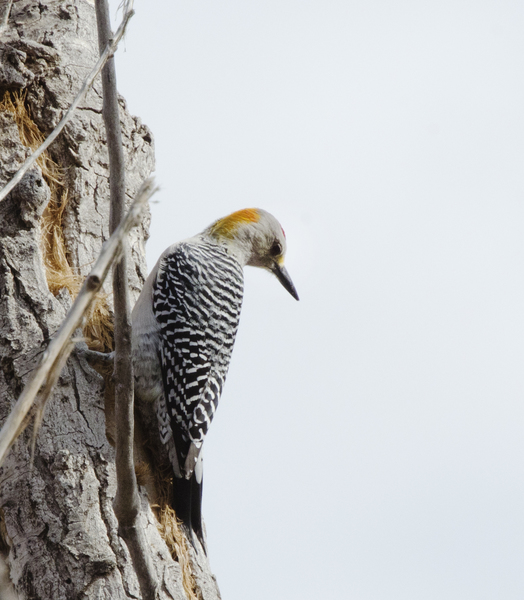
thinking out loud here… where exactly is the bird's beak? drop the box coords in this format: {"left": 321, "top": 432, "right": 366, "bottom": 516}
{"left": 272, "top": 263, "right": 299, "bottom": 301}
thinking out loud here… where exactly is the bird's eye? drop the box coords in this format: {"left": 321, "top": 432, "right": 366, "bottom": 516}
{"left": 269, "top": 241, "right": 282, "bottom": 257}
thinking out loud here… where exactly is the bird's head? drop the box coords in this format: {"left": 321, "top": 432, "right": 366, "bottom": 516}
{"left": 206, "top": 208, "right": 299, "bottom": 300}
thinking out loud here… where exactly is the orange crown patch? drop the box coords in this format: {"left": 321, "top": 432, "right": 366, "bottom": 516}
{"left": 209, "top": 208, "right": 260, "bottom": 239}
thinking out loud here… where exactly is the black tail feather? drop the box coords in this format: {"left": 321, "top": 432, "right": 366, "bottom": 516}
{"left": 190, "top": 472, "right": 204, "bottom": 549}
{"left": 172, "top": 475, "right": 192, "bottom": 533}
{"left": 172, "top": 473, "right": 206, "bottom": 553}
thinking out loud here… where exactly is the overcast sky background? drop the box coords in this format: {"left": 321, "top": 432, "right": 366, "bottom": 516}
{"left": 108, "top": 1, "right": 524, "bottom": 598}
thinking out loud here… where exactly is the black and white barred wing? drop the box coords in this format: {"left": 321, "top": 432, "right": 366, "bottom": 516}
{"left": 153, "top": 241, "right": 244, "bottom": 478}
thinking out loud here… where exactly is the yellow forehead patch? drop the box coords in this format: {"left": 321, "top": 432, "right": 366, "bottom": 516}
{"left": 209, "top": 208, "right": 260, "bottom": 239}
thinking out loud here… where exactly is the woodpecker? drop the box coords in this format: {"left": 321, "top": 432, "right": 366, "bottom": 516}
{"left": 131, "top": 208, "right": 298, "bottom": 550}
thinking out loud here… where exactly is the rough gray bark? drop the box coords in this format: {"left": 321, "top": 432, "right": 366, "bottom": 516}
{"left": 0, "top": 1, "right": 221, "bottom": 598}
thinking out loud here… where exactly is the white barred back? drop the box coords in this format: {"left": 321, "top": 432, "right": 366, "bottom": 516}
{"left": 152, "top": 239, "right": 244, "bottom": 474}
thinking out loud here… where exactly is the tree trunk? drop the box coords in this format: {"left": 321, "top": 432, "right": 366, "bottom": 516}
{"left": 0, "top": 1, "right": 221, "bottom": 598}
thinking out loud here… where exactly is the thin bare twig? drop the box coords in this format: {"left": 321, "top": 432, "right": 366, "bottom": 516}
{"left": 0, "top": 4, "right": 135, "bottom": 204}
{"left": 29, "top": 339, "right": 74, "bottom": 468}
{"left": 95, "top": 0, "right": 158, "bottom": 597}
{"left": 0, "top": 178, "right": 156, "bottom": 466}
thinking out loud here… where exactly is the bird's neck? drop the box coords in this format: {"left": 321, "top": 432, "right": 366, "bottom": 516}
{"left": 201, "top": 231, "right": 252, "bottom": 267}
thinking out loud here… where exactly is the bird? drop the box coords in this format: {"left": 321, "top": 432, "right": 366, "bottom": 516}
{"left": 131, "top": 208, "right": 298, "bottom": 551}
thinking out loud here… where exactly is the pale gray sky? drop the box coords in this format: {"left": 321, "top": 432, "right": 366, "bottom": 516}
{"left": 109, "top": 1, "right": 524, "bottom": 598}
